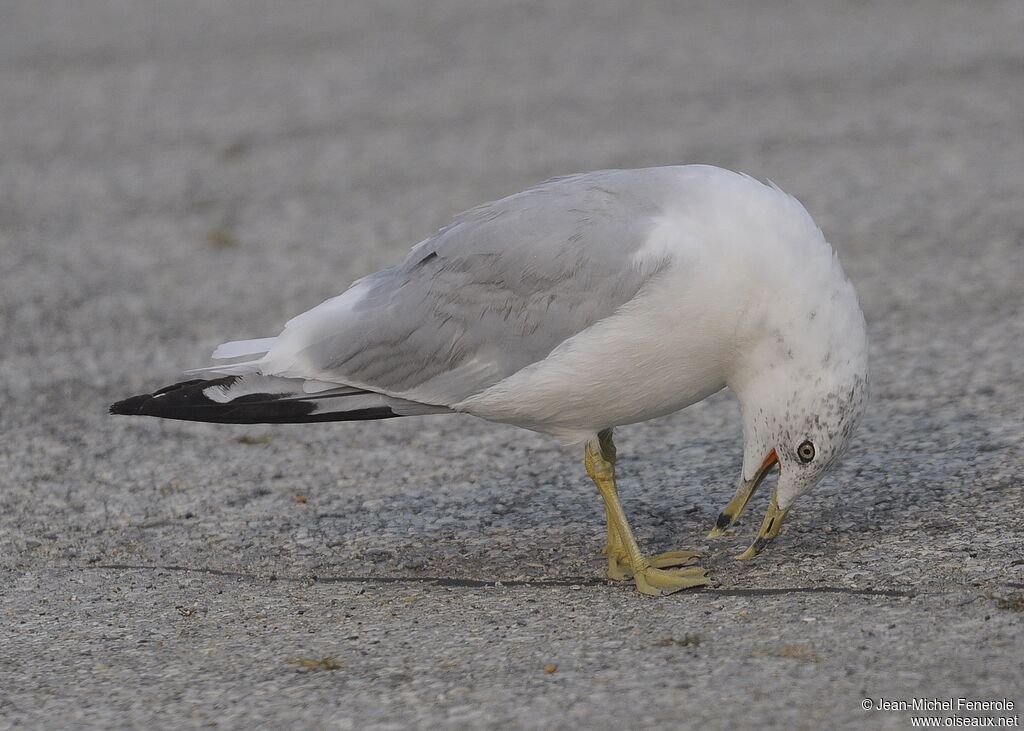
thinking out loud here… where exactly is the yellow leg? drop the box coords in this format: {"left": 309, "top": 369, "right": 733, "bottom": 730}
{"left": 602, "top": 503, "right": 632, "bottom": 581}
{"left": 602, "top": 494, "right": 701, "bottom": 580}
{"left": 585, "top": 430, "right": 708, "bottom": 595}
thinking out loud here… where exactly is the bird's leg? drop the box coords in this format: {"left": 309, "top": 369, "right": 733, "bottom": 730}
{"left": 585, "top": 429, "right": 708, "bottom": 595}
{"left": 594, "top": 430, "right": 702, "bottom": 580}
{"left": 601, "top": 502, "right": 631, "bottom": 580}
{"left": 600, "top": 473, "right": 701, "bottom": 580}
{"left": 594, "top": 430, "right": 632, "bottom": 581}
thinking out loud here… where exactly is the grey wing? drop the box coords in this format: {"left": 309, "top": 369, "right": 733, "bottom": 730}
{"left": 261, "top": 168, "right": 676, "bottom": 406}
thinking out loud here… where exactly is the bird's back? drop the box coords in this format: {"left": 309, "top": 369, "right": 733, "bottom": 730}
{"left": 260, "top": 167, "right": 724, "bottom": 407}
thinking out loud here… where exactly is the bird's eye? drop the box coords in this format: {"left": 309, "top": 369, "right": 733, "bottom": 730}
{"left": 797, "top": 440, "right": 815, "bottom": 463}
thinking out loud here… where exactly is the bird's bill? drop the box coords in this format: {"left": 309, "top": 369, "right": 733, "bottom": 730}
{"left": 706, "top": 448, "right": 778, "bottom": 538}
{"left": 736, "top": 488, "right": 789, "bottom": 560}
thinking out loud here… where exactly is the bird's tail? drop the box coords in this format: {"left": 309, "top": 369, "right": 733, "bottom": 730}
{"left": 109, "top": 374, "right": 448, "bottom": 425}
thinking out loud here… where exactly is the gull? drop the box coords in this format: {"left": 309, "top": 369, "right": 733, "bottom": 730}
{"left": 111, "top": 165, "right": 869, "bottom": 596}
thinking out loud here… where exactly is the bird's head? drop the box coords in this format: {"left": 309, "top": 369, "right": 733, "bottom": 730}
{"left": 710, "top": 242, "right": 869, "bottom": 559}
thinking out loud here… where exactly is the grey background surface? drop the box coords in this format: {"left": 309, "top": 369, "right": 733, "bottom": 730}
{"left": 2, "top": 1, "right": 1023, "bottom": 729}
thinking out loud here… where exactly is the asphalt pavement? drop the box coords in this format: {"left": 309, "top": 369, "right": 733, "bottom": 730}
{"left": 1, "top": 1, "right": 1022, "bottom": 729}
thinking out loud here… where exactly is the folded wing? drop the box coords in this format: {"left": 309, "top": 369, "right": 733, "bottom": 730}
{"left": 253, "top": 169, "right": 677, "bottom": 406}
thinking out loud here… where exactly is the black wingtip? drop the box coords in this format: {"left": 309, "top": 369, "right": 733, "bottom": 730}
{"left": 109, "top": 377, "right": 237, "bottom": 418}
{"left": 109, "top": 376, "right": 402, "bottom": 424}
{"left": 110, "top": 394, "right": 150, "bottom": 415}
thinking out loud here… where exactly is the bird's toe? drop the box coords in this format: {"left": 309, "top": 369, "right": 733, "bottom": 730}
{"left": 633, "top": 565, "right": 709, "bottom": 597}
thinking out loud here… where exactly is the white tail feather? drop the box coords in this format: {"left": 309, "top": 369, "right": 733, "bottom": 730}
{"left": 184, "top": 359, "right": 263, "bottom": 377}
{"left": 212, "top": 337, "right": 277, "bottom": 360}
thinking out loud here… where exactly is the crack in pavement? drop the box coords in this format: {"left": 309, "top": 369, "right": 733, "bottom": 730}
{"left": 59, "top": 563, "right": 933, "bottom": 597}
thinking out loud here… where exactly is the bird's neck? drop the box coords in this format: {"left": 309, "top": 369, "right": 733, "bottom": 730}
{"left": 725, "top": 243, "right": 867, "bottom": 401}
